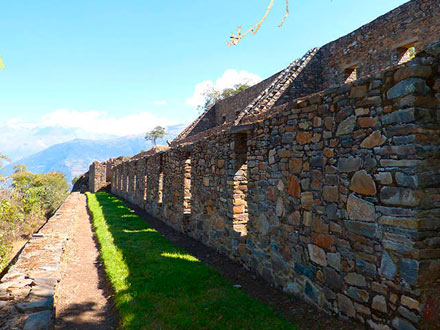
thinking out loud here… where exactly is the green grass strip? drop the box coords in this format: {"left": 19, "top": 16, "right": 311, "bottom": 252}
{"left": 86, "top": 192, "right": 297, "bottom": 330}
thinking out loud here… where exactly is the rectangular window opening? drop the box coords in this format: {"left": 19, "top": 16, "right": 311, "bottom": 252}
{"left": 344, "top": 66, "right": 357, "bottom": 84}
{"left": 183, "top": 158, "right": 192, "bottom": 215}
{"left": 232, "top": 133, "right": 249, "bottom": 237}
{"left": 144, "top": 175, "right": 147, "bottom": 201}
{"left": 158, "top": 172, "right": 163, "bottom": 204}
{"left": 158, "top": 156, "right": 164, "bottom": 205}
{"left": 397, "top": 45, "right": 416, "bottom": 65}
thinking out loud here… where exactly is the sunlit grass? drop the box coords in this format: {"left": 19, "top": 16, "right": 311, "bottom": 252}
{"left": 86, "top": 192, "right": 297, "bottom": 330}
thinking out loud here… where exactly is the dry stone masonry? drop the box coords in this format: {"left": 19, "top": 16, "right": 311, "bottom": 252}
{"left": 0, "top": 194, "right": 78, "bottom": 330}
{"left": 88, "top": 1, "right": 440, "bottom": 329}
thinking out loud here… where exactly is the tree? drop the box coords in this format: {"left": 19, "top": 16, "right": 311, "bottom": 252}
{"left": 198, "top": 83, "right": 250, "bottom": 113}
{"left": 228, "top": 0, "right": 289, "bottom": 46}
{"left": 145, "top": 126, "right": 166, "bottom": 146}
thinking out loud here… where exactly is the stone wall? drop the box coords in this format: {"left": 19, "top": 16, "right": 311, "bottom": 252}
{"left": 88, "top": 161, "right": 107, "bottom": 193}
{"left": 282, "top": 0, "right": 440, "bottom": 106}
{"left": 96, "top": 44, "right": 440, "bottom": 329}
{"left": 178, "top": 0, "right": 440, "bottom": 146}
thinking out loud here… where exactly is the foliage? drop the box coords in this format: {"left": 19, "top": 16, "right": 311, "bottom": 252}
{"left": 0, "top": 153, "right": 10, "bottom": 168}
{"left": 0, "top": 163, "right": 69, "bottom": 272}
{"left": 228, "top": 0, "right": 289, "bottom": 46}
{"left": 198, "top": 83, "right": 250, "bottom": 113}
{"left": 72, "top": 176, "right": 79, "bottom": 185}
{"left": 145, "top": 126, "right": 166, "bottom": 146}
{"left": 87, "top": 191, "right": 296, "bottom": 330}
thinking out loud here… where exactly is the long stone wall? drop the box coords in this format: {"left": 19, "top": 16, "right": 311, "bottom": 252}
{"left": 101, "top": 45, "right": 440, "bottom": 329}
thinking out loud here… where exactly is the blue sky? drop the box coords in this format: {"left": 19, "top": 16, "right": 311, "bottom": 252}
{"left": 0, "top": 0, "right": 407, "bottom": 160}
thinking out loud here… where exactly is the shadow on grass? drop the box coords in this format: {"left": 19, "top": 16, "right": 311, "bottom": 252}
{"left": 91, "top": 192, "right": 296, "bottom": 330}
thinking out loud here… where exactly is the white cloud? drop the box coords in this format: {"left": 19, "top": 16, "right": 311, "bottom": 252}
{"left": 0, "top": 109, "right": 176, "bottom": 161}
{"left": 153, "top": 100, "right": 167, "bottom": 105}
{"left": 40, "top": 109, "right": 174, "bottom": 136}
{"left": 186, "top": 69, "right": 262, "bottom": 108}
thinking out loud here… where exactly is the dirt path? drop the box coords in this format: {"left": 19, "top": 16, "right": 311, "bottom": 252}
{"left": 54, "top": 193, "right": 117, "bottom": 330}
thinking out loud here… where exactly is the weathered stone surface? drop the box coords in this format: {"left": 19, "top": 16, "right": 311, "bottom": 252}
{"left": 323, "top": 267, "right": 344, "bottom": 290}
{"left": 338, "top": 157, "right": 361, "bottom": 173}
{"left": 360, "top": 131, "right": 386, "bottom": 148}
{"left": 355, "top": 302, "right": 371, "bottom": 316}
{"left": 372, "top": 295, "right": 388, "bottom": 313}
{"left": 401, "top": 295, "right": 419, "bottom": 311}
{"left": 380, "top": 187, "right": 422, "bottom": 207}
{"left": 301, "top": 192, "right": 314, "bottom": 210}
{"left": 398, "top": 306, "right": 419, "bottom": 324}
{"left": 297, "top": 131, "right": 312, "bottom": 145}
{"left": 347, "top": 194, "right": 376, "bottom": 221}
{"left": 358, "top": 117, "right": 378, "bottom": 127}
{"left": 256, "top": 214, "right": 270, "bottom": 235}
{"left": 288, "top": 175, "right": 301, "bottom": 198}
{"left": 337, "top": 294, "right": 356, "bottom": 317}
{"left": 374, "top": 172, "right": 392, "bottom": 185}
{"left": 381, "top": 108, "right": 415, "bottom": 125}
{"left": 304, "top": 279, "right": 319, "bottom": 303}
{"left": 312, "top": 233, "right": 336, "bottom": 249}
{"left": 357, "top": 258, "right": 377, "bottom": 277}
{"left": 395, "top": 172, "right": 418, "bottom": 189}
{"left": 344, "top": 273, "right": 367, "bottom": 287}
{"left": 284, "top": 282, "right": 301, "bottom": 295}
{"left": 308, "top": 244, "right": 327, "bottom": 267}
{"left": 336, "top": 115, "right": 356, "bottom": 136}
{"left": 399, "top": 259, "right": 419, "bottom": 285}
{"left": 394, "top": 65, "right": 432, "bottom": 82}
{"left": 17, "top": 296, "right": 54, "bottom": 313}
{"left": 349, "top": 170, "right": 376, "bottom": 196}
{"left": 289, "top": 158, "right": 302, "bottom": 174}
{"left": 425, "top": 41, "right": 440, "bottom": 55}
{"left": 327, "top": 252, "right": 341, "bottom": 271}
{"left": 23, "top": 310, "right": 52, "bottom": 330}
{"left": 346, "top": 286, "right": 369, "bottom": 303}
{"left": 345, "top": 220, "right": 377, "bottom": 239}
{"left": 269, "top": 149, "right": 276, "bottom": 164}
{"left": 323, "top": 185, "right": 338, "bottom": 202}
{"left": 392, "top": 317, "right": 417, "bottom": 330}
{"left": 379, "top": 251, "right": 397, "bottom": 280}
{"left": 294, "top": 262, "right": 316, "bottom": 280}
{"left": 387, "top": 78, "right": 431, "bottom": 99}
{"left": 276, "top": 198, "right": 285, "bottom": 217}
{"left": 350, "top": 85, "right": 368, "bottom": 98}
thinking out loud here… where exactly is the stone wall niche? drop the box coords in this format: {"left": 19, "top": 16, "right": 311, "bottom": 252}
{"left": 230, "top": 132, "right": 249, "bottom": 239}
{"left": 183, "top": 158, "right": 192, "bottom": 215}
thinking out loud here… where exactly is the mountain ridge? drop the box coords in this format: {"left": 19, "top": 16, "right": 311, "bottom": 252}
{"left": 1, "top": 124, "right": 185, "bottom": 187}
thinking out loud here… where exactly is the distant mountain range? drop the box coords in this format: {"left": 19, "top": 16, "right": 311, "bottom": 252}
{"left": 1, "top": 124, "right": 185, "bottom": 188}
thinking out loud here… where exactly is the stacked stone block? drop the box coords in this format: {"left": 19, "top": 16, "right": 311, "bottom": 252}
{"left": 88, "top": 161, "right": 106, "bottom": 193}
{"left": 98, "top": 44, "right": 440, "bottom": 329}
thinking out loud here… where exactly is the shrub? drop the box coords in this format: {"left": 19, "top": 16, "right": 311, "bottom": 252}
{"left": 0, "top": 165, "right": 69, "bottom": 272}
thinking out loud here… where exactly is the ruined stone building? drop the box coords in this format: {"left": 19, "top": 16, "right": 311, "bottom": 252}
{"left": 88, "top": 0, "right": 440, "bottom": 328}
